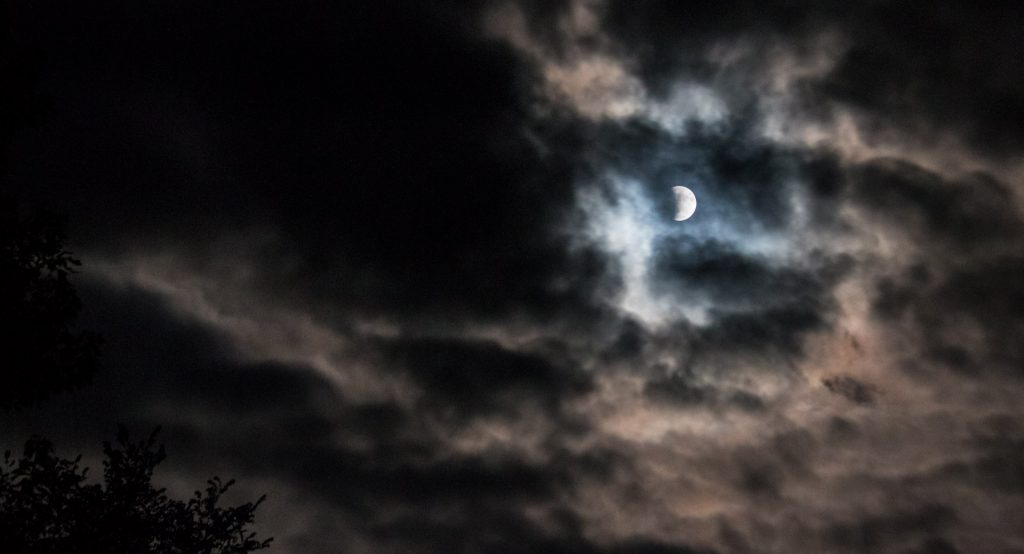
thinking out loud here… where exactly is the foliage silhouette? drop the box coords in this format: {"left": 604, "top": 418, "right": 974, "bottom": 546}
{"left": 0, "top": 427, "right": 272, "bottom": 553}
{"left": 3, "top": 16, "right": 271, "bottom": 551}
{"left": 0, "top": 196, "right": 102, "bottom": 410}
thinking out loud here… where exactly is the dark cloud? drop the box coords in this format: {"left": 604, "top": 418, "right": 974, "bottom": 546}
{"left": 645, "top": 372, "right": 713, "bottom": 406}
{"left": 1, "top": 3, "right": 628, "bottom": 548}
{"left": 698, "top": 304, "right": 826, "bottom": 358}
{"left": 601, "top": 0, "right": 836, "bottom": 96}
{"left": 600, "top": 1, "right": 1024, "bottom": 159}
{"left": 825, "top": 416, "right": 860, "bottom": 444}
{"left": 934, "top": 415, "right": 1024, "bottom": 493}
{"left": 822, "top": 375, "right": 878, "bottom": 406}
{"left": 0, "top": 279, "right": 634, "bottom": 552}
{"left": 827, "top": 505, "right": 957, "bottom": 553}
{"left": 902, "top": 537, "right": 961, "bottom": 554}
{"left": 645, "top": 373, "right": 765, "bottom": 413}
{"left": 844, "top": 155, "right": 1024, "bottom": 379}
{"left": 849, "top": 159, "right": 1023, "bottom": 252}
{"left": 870, "top": 256, "right": 1024, "bottom": 376}
{"left": 795, "top": 149, "right": 860, "bottom": 232}
{"left": 5, "top": 0, "right": 607, "bottom": 328}
{"left": 819, "top": 3, "right": 1024, "bottom": 158}
{"left": 372, "top": 336, "right": 592, "bottom": 421}
{"left": 653, "top": 240, "right": 849, "bottom": 314}
{"left": 728, "top": 430, "right": 817, "bottom": 504}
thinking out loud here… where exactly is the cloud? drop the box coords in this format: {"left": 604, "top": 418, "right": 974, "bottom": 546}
{"left": 826, "top": 504, "right": 958, "bottom": 552}
{"left": 822, "top": 375, "right": 878, "bottom": 405}
{"left": 4, "top": 1, "right": 1024, "bottom": 552}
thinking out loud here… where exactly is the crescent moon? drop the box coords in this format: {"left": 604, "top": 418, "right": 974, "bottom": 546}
{"left": 672, "top": 186, "right": 697, "bottom": 221}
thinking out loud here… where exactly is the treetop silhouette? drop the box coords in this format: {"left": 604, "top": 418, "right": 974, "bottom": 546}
{"left": 0, "top": 196, "right": 102, "bottom": 410}
{"left": 0, "top": 427, "right": 272, "bottom": 553}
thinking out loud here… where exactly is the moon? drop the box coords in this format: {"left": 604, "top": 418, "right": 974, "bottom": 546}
{"left": 672, "top": 186, "right": 697, "bottom": 221}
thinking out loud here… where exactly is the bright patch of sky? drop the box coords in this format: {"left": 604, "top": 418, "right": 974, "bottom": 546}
{"left": 579, "top": 174, "right": 800, "bottom": 328}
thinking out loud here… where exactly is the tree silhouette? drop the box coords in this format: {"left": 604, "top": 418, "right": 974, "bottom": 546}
{"left": 0, "top": 199, "right": 273, "bottom": 550}
{"left": 0, "top": 196, "right": 102, "bottom": 410}
{"left": 3, "top": 15, "right": 270, "bottom": 551}
{"left": 0, "top": 428, "right": 272, "bottom": 553}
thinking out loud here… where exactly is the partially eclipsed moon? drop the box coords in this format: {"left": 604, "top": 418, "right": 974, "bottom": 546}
{"left": 673, "top": 186, "right": 697, "bottom": 221}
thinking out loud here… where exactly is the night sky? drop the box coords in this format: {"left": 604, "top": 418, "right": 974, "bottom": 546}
{"left": 4, "top": 1, "right": 1024, "bottom": 552}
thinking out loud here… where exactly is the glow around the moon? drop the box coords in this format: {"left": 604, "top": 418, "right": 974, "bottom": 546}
{"left": 673, "top": 186, "right": 697, "bottom": 221}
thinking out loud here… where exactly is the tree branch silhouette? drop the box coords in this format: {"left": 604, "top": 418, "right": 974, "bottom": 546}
{"left": 0, "top": 427, "right": 272, "bottom": 553}
{"left": 0, "top": 196, "right": 102, "bottom": 411}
